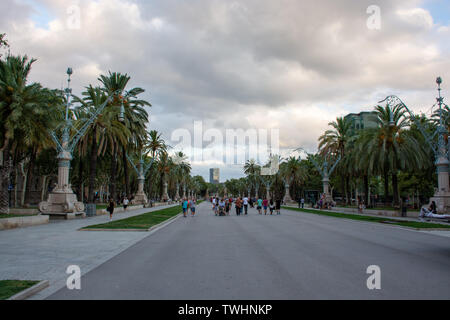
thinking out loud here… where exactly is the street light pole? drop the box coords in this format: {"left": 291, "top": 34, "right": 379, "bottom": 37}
{"left": 126, "top": 152, "right": 154, "bottom": 206}
{"left": 39, "top": 68, "right": 130, "bottom": 217}
{"left": 380, "top": 77, "right": 450, "bottom": 213}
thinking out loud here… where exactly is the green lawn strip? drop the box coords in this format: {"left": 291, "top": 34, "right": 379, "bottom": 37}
{"left": 81, "top": 205, "right": 182, "bottom": 230}
{"left": 283, "top": 207, "right": 450, "bottom": 229}
{"left": 0, "top": 280, "right": 39, "bottom": 300}
{"left": 337, "top": 205, "right": 420, "bottom": 213}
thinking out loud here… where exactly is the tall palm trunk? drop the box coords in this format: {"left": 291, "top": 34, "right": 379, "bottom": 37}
{"left": 20, "top": 160, "right": 27, "bottom": 207}
{"left": 0, "top": 144, "right": 11, "bottom": 214}
{"left": 109, "top": 153, "right": 117, "bottom": 202}
{"left": 363, "top": 174, "right": 369, "bottom": 207}
{"left": 345, "top": 175, "right": 350, "bottom": 205}
{"left": 88, "top": 126, "right": 98, "bottom": 203}
{"left": 384, "top": 170, "right": 389, "bottom": 206}
{"left": 122, "top": 146, "right": 129, "bottom": 198}
{"left": 392, "top": 172, "right": 399, "bottom": 206}
{"left": 24, "top": 147, "right": 37, "bottom": 205}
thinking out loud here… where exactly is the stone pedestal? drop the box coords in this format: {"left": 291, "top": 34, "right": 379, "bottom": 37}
{"left": 39, "top": 154, "right": 84, "bottom": 215}
{"left": 283, "top": 184, "right": 293, "bottom": 203}
{"left": 429, "top": 157, "right": 450, "bottom": 213}
{"left": 132, "top": 178, "right": 148, "bottom": 206}
{"left": 429, "top": 192, "right": 450, "bottom": 214}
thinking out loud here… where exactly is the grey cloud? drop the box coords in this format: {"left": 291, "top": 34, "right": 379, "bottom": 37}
{"left": 2, "top": 0, "right": 449, "bottom": 180}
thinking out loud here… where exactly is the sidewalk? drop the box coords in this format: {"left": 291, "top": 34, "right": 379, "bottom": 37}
{"left": 0, "top": 203, "right": 179, "bottom": 300}
{"left": 284, "top": 205, "right": 450, "bottom": 226}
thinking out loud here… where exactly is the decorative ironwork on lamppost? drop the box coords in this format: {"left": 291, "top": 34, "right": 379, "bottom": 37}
{"left": 39, "top": 68, "right": 135, "bottom": 216}
{"left": 379, "top": 77, "right": 450, "bottom": 213}
{"left": 126, "top": 153, "right": 155, "bottom": 206}
{"left": 295, "top": 147, "right": 341, "bottom": 205}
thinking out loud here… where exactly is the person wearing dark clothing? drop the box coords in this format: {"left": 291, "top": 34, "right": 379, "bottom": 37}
{"left": 275, "top": 199, "right": 281, "bottom": 215}
{"left": 107, "top": 199, "right": 115, "bottom": 221}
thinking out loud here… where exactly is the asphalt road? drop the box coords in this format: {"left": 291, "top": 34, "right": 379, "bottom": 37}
{"left": 49, "top": 202, "right": 450, "bottom": 300}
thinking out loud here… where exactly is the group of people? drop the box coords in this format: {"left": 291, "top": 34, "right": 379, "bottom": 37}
{"left": 106, "top": 196, "right": 130, "bottom": 220}
{"left": 211, "top": 196, "right": 282, "bottom": 216}
{"left": 181, "top": 198, "right": 197, "bottom": 217}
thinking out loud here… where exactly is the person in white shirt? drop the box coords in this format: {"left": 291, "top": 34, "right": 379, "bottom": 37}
{"left": 243, "top": 196, "right": 249, "bottom": 215}
{"left": 123, "top": 197, "right": 129, "bottom": 211}
{"left": 218, "top": 198, "right": 226, "bottom": 216}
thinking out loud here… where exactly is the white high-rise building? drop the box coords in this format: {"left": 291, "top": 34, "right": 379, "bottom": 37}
{"left": 209, "top": 168, "right": 220, "bottom": 184}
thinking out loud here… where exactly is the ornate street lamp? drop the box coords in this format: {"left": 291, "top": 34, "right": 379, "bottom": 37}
{"left": 379, "top": 77, "right": 450, "bottom": 213}
{"left": 39, "top": 68, "right": 133, "bottom": 217}
{"left": 295, "top": 147, "right": 341, "bottom": 205}
{"left": 127, "top": 152, "right": 155, "bottom": 206}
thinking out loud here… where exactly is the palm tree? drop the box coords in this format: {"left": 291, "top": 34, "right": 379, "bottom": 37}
{"left": 279, "top": 156, "right": 303, "bottom": 201}
{"left": 98, "top": 71, "right": 150, "bottom": 199}
{"left": 173, "top": 151, "right": 191, "bottom": 199}
{"left": 244, "top": 159, "right": 261, "bottom": 197}
{"left": 318, "top": 116, "right": 353, "bottom": 204}
{"left": 359, "top": 104, "right": 428, "bottom": 205}
{"left": 146, "top": 130, "right": 167, "bottom": 158}
{"left": 157, "top": 151, "right": 174, "bottom": 200}
{"left": 0, "top": 55, "right": 62, "bottom": 211}
{"left": 73, "top": 85, "right": 130, "bottom": 203}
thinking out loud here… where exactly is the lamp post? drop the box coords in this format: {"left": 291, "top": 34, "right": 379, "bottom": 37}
{"left": 39, "top": 68, "right": 130, "bottom": 217}
{"left": 296, "top": 148, "right": 341, "bottom": 205}
{"left": 39, "top": 68, "right": 84, "bottom": 216}
{"left": 380, "top": 77, "right": 450, "bottom": 213}
{"left": 127, "top": 153, "right": 154, "bottom": 206}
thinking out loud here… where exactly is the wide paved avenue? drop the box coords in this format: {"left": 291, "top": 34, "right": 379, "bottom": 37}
{"left": 50, "top": 202, "right": 450, "bottom": 299}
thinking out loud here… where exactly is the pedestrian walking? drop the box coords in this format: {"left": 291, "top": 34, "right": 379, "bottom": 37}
{"left": 257, "top": 197, "right": 263, "bottom": 214}
{"left": 269, "top": 199, "right": 275, "bottom": 215}
{"left": 212, "top": 197, "right": 218, "bottom": 215}
{"left": 275, "top": 198, "right": 281, "bottom": 215}
{"left": 301, "top": 198, "right": 305, "bottom": 209}
{"left": 107, "top": 198, "right": 115, "bottom": 221}
{"left": 123, "top": 197, "right": 129, "bottom": 211}
{"left": 182, "top": 198, "right": 189, "bottom": 217}
{"left": 235, "top": 197, "right": 242, "bottom": 216}
{"left": 219, "top": 198, "right": 226, "bottom": 216}
{"left": 190, "top": 198, "right": 196, "bottom": 216}
{"left": 243, "top": 196, "right": 249, "bottom": 215}
{"left": 263, "top": 198, "right": 269, "bottom": 215}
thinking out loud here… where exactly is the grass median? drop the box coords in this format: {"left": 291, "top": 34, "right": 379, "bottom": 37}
{"left": 283, "top": 207, "right": 450, "bottom": 230}
{"left": 0, "top": 280, "right": 39, "bottom": 300}
{"left": 82, "top": 205, "right": 182, "bottom": 231}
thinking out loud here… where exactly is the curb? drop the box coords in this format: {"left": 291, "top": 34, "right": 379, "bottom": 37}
{"left": 283, "top": 207, "right": 450, "bottom": 231}
{"left": 148, "top": 213, "right": 182, "bottom": 232}
{"left": 7, "top": 280, "right": 50, "bottom": 300}
{"left": 80, "top": 212, "right": 182, "bottom": 232}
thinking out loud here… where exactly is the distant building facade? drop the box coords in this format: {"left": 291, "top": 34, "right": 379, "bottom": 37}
{"left": 209, "top": 168, "right": 220, "bottom": 184}
{"left": 344, "top": 111, "right": 377, "bottom": 133}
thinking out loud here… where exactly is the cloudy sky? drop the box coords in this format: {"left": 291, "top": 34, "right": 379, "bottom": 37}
{"left": 2, "top": 0, "right": 449, "bottom": 181}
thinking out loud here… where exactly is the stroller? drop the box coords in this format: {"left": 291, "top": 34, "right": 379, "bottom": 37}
{"left": 218, "top": 205, "right": 226, "bottom": 216}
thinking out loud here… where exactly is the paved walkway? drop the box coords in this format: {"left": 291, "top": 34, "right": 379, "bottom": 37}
{"left": 285, "top": 204, "right": 450, "bottom": 225}
{"left": 49, "top": 202, "right": 450, "bottom": 300}
{"left": 0, "top": 204, "right": 179, "bottom": 299}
